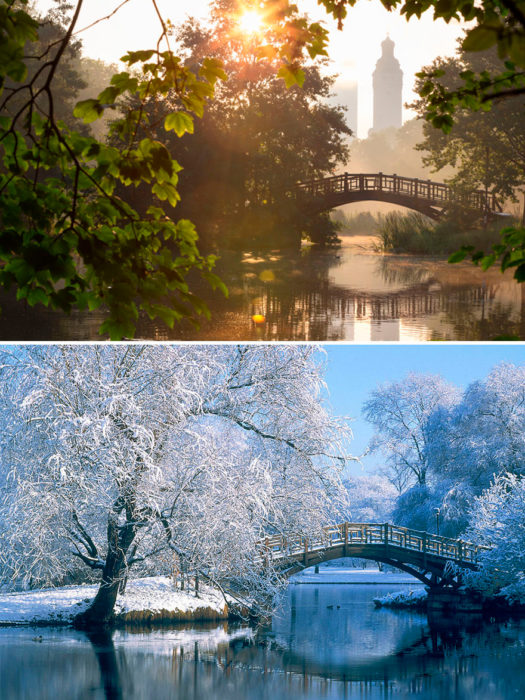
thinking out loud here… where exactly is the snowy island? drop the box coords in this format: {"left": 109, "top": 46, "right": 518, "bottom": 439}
{"left": 0, "top": 577, "right": 229, "bottom": 627}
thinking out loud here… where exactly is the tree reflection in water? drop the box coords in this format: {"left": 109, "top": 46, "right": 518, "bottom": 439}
{"left": 86, "top": 629, "right": 123, "bottom": 700}
{"left": 0, "top": 243, "right": 522, "bottom": 341}
{"left": 1, "top": 588, "right": 525, "bottom": 700}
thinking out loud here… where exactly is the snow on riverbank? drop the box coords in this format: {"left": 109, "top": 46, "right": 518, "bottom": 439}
{"left": 0, "top": 577, "right": 228, "bottom": 626}
{"left": 373, "top": 588, "right": 428, "bottom": 610}
{"left": 290, "top": 567, "right": 425, "bottom": 584}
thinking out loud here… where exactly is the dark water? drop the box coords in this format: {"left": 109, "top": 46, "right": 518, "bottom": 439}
{"left": 0, "top": 236, "right": 522, "bottom": 341}
{"left": 2, "top": 584, "right": 525, "bottom": 699}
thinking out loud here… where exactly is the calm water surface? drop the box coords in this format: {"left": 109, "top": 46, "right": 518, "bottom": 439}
{"left": 2, "top": 583, "right": 525, "bottom": 699}
{"left": 0, "top": 235, "right": 522, "bottom": 341}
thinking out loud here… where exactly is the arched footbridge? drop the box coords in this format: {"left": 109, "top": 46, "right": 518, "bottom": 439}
{"left": 294, "top": 173, "right": 503, "bottom": 220}
{"left": 258, "top": 522, "right": 489, "bottom": 588}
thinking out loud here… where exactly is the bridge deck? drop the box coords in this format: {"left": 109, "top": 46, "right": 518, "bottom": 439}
{"left": 257, "top": 523, "right": 488, "bottom": 579}
{"left": 294, "top": 173, "right": 502, "bottom": 217}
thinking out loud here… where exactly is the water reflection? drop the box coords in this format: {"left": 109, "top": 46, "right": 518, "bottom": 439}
{"left": 87, "top": 629, "right": 123, "bottom": 700}
{"left": 2, "top": 584, "right": 525, "bottom": 699}
{"left": 0, "top": 237, "right": 522, "bottom": 341}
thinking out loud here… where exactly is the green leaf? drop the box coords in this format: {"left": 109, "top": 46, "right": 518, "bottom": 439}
{"left": 448, "top": 250, "right": 467, "bottom": 264}
{"left": 277, "top": 65, "right": 305, "bottom": 89}
{"left": 462, "top": 26, "right": 498, "bottom": 53}
{"left": 202, "top": 270, "right": 228, "bottom": 297}
{"left": 121, "top": 49, "right": 156, "bottom": 65}
{"left": 99, "top": 318, "right": 136, "bottom": 340}
{"left": 508, "top": 35, "right": 525, "bottom": 68}
{"left": 97, "top": 86, "right": 120, "bottom": 105}
{"left": 73, "top": 99, "right": 104, "bottom": 123}
{"left": 26, "top": 287, "right": 49, "bottom": 306}
{"left": 164, "top": 111, "right": 194, "bottom": 136}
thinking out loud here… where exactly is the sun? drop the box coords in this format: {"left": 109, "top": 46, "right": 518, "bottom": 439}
{"left": 238, "top": 9, "right": 264, "bottom": 35}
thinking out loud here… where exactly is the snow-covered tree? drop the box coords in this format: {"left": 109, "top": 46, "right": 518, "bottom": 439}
{"left": 466, "top": 473, "right": 525, "bottom": 604}
{"left": 0, "top": 345, "right": 352, "bottom": 627}
{"left": 362, "top": 373, "right": 460, "bottom": 490}
{"left": 343, "top": 473, "right": 397, "bottom": 522}
{"left": 426, "top": 363, "right": 525, "bottom": 492}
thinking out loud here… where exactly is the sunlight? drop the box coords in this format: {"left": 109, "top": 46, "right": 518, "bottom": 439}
{"left": 239, "top": 9, "right": 264, "bottom": 35}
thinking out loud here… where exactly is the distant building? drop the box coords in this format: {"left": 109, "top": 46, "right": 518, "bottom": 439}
{"left": 372, "top": 35, "right": 403, "bottom": 133}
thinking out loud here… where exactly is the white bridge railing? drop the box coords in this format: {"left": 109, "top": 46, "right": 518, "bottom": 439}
{"left": 256, "top": 522, "right": 488, "bottom": 568}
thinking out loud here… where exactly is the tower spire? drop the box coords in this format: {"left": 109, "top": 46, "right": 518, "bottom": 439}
{"left": 371, "top": 35, "right": 403, "bottom": 133}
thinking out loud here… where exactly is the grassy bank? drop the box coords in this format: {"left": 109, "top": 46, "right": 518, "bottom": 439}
{"left": 376, "top": 211, "right": 508, "bottom": 256}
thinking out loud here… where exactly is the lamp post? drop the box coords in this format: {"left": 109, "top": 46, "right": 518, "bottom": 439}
{"left": 434, "top": 507, "right": 441, "bottom": 536}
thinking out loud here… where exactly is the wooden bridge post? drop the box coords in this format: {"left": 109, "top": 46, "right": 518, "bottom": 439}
{"left": 383, "top": 523, "right": 389, "bottom": 553}
{"left": 304, "top": 538, "right": 308, "bottom": 566}
{"left": 458, "top": 541, "right": 463, "bottom": 562}
{"left": 422, "top": 532, "right": 427, "bottom": 567}
{"left": 344, "top": 522, "right": 348, "bottom": 557}
{"left": 378, "top": 172, "right": 383, "bottom": 191}
{"left": 344, "top": 172, "right": 349, "bottom": 192}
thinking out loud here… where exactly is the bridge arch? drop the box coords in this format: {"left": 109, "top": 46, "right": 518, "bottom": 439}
{"left": 293, "top": 173, "right": 503, "bottom": 220}
{"left": 259, "top": 523, "right": 486, "bottom": 588}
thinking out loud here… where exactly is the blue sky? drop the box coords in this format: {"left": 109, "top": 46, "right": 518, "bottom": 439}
{"left": 323, "top": 344, "right": 525, "bottom": 474}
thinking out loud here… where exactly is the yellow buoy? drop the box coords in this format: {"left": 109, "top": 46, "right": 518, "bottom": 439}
{"left": 252, "top": 314, "right": 265, "bottom": 324}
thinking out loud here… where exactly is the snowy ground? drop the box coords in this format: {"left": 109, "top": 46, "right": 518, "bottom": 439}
{"left": 290, "top": 567, "right": 426, "bottom": 584}
{"left": 0, "top": 576, "right": 228, "bottom": 626}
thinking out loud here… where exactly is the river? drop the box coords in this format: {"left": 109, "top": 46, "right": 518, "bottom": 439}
{"left": 2, "top": 583, "right": 525, "bottom": 699}
{"left": 0, "top": 235, "right": 522, "bottom": 341}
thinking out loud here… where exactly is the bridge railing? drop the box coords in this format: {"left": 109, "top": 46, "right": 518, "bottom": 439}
{"left": 255, "top": 522, "right": 487, "bottom": 567}
{"left": 294, "top": 173, "right": 501, "bottom": 212}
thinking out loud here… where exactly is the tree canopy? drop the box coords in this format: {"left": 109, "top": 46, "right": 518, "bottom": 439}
{"left": 414, "top": 48, "right": 525, "bottom": 207}
{"left": 125, "top": 1, "right": 350, "bottom": 248}
{"left": 364, "top": 363, "right": 525, "bottom": 538}
{"left": 0, "top": 344, "right": 352, "bottom": 626}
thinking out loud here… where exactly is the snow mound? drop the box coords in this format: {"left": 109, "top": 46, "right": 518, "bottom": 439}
{"left": 0, "top": 577, "right": 228, "bottom": 626}
{"left": 373, "top": 588, "right": 428, "bottom": 610}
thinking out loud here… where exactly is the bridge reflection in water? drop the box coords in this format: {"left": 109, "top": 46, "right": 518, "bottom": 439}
{"left": 0, "top": 241, "right": 522, "bottom": 341}
{"left": 2, "top": 588, "right": 525, "bottom": 699}
{"left": 169, "top": 246, "right": 524, "bottom": 342}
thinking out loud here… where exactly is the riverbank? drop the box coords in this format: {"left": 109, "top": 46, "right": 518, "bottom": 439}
{"left": 0, "top": 577, "right": 229, "bottom": 626}
{"left": 375, "top": 211, "right": 507, "bottom": 256}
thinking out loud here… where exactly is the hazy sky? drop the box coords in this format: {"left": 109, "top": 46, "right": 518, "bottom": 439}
{"left": 323, "top": 344, "right": 525, "bottom": 475}
{"left": 37, "top": 0, "right": 466, "bottom": 137}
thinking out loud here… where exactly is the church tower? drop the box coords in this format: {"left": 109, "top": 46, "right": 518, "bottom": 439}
{"left": 372, "top": 35, "right": 403, "bottom": 132}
